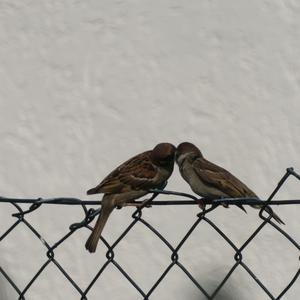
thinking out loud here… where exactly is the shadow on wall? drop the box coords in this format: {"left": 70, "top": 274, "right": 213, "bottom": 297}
{"left": 188, "top": 284, "right": 242, "bottom": 300}
{"left": 187, "top": 271, "right": 244, "bottom": 300}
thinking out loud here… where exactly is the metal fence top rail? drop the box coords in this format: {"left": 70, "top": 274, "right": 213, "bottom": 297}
{"left": 1, "top": 196, "right": 300, "bottom": 206}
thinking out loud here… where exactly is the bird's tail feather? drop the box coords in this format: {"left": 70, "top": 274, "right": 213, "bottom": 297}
{"left": 262, "top": 205, "right": 285, "bottom": 225}
{"left": 85, "top": 199, "right": 114, "bottom": 253}
{"left": 252, "top": 204, "right": 285, "bottom": 225}
{"left": 237, "top": 204, "right": 247, "bottom": 213}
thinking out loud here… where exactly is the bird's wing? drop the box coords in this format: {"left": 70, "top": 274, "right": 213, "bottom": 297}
{"left": 87, "top": 151, "right": 161, "bottom": 194}
{"left": 192, "top": 157, "right": 257, "bottom": 198}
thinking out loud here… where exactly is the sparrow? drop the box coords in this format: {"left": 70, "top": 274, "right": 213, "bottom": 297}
{"left": 85, "top": 142, "right": 176, "bottom": 252}
{"left": 175, "top": 142, "right": 284, "bottom": 225}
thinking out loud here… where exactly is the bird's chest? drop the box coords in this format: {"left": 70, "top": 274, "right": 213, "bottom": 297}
{"left": 181, "top": 164, "right": 227, "bottom": 198}
{"left": 152, "top": 164, "right": 173, "bottom": 188}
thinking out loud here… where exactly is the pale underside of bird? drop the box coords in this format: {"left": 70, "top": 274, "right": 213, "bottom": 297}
{"left": 85, "top": 142, "right": 176, "bottom": 253}
{"left": 176, "top": 142, "right": 284, "bottom": 225}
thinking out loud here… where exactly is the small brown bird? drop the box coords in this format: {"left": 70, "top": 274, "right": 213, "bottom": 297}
{"left": 85, "top": 142, "right": 176, "bottom": 252}
{"left": 176, "top": 142, "right": 284, "bottom": 224}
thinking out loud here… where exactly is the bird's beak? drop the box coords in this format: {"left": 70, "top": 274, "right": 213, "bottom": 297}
{"left": 175, "top": 150, "right": 180, "bottom": 163}
{"left": 175, "top": 150, "right": 185, "bottom": 164}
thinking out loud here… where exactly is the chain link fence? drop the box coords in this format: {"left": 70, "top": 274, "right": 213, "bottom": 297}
{"left": 1, "top": 167, "right": 300, "bottom": 299}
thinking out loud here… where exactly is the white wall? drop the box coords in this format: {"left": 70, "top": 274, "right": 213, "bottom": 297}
{"left": 0, "top": 1, "right": 299, "bottom": 299}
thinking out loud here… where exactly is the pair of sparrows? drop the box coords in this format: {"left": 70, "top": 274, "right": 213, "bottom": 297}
{"left": 85, "top": 142, "right": 283, "bottom": 253}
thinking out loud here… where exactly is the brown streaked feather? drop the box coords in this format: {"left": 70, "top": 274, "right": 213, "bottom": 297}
{"left": 192, "top": 157, "right": 284, "bottom": 223}
{"left": 87, "top": 151, "right": 159, "bottom": 195}
{"left": 193, "top": 158, "right": 257, "bottom": 198}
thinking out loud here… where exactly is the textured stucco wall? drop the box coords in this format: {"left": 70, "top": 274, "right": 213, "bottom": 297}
{"left": 0, "top": 1, "right": 299, "bottom": 299}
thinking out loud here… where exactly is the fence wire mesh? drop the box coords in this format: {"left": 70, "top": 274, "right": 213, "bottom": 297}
{"left": 0, "top": 167, "right": 300, "bottom": 300}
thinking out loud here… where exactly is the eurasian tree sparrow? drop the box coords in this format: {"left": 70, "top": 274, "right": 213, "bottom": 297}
{"left": 85, "top": 142, "right": 176, "bottom": 252}
{"left": 176, "top": 142, "right": 284, "bottom": 224}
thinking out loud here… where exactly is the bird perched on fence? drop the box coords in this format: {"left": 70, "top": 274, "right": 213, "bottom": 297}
{"left": 175, "top": 142, "right": 284, "bottom": 225}
{"left": 85, "top": 142, "right": 176, "bottom": 253}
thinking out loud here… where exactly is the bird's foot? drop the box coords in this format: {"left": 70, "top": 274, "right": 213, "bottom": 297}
{"left": 122, "top": 199, "right": 152, "bottom": 208}
{"left": 135, "top": 198, "right": 153, "bottom": 208}
{"left": 197, "top": 198, "right": 206, "bottom": 210}
{"left": 216, "top": 196, "right": 229, "bottom": 208}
